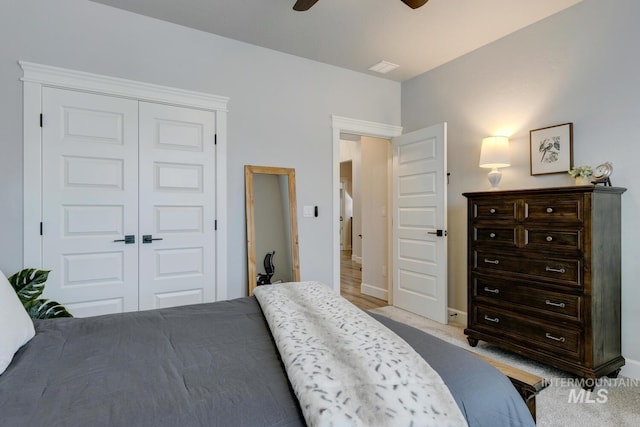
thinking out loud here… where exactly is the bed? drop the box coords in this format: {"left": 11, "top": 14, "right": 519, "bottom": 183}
{"left": 0, "top": 283, "right": 534, "bottom": 427}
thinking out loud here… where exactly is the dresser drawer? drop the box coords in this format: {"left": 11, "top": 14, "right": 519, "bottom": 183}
{"left": 471, "top": 199, "right": 518, "bottom": 221}
{"left": 472, "top": 226, "right": 517, "bottom": 248}
{"left": 472, "top": 274, "right": 581, "bottom": 321}
{"left": 524, "top": 196, "right": 583, "bottom": 223}
{"left": 474, "top": 250, "right": 582, "bottom": 287}
{"left": 523, "top": 227, "right": 583, "bottom": 253}
{"left": 473, "top": 305, "right": 581, "bottom": 356}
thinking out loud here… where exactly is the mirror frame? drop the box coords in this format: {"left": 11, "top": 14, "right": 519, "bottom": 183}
{"left": 245, "top": 165, "right": 300, "bottom": 295}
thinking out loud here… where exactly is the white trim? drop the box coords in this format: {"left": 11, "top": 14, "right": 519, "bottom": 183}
{"left": 447, "top": 308, "right": 467, "bottom": 327}
{"left": 23, "top": 81, "right": 43, "bottom": 268}
{"left": 332, "top": 116, "right": 403, "bottom": 138}
{"left": 361, "top": 282, "right": 388, "bottom": 302}
{"left": 21, "top": 61, "right": 229, "bottom": 303}
{"left": 20, "top": 61, "right": 229, "bottom": 112}
{"left": 215, "top": 110, "right": 228, "bottom": 301}
{"left": 620, "top": 358, "right": 640, "bottom": 380}
{"left": 330, "top": 115, "right": 402, "bottom": 295}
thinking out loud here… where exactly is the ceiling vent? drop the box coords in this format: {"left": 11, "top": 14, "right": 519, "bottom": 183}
{"left": 368, "top": 60, "right": 400, "bottom": 74}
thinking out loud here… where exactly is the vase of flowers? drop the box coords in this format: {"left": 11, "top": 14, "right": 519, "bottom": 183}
{"left": 568, "top": 165, "right": 593, "bottom": 185}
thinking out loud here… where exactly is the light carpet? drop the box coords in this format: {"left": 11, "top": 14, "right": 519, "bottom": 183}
{"left": 370, "top": 306, "right": 640, "bottom": 427}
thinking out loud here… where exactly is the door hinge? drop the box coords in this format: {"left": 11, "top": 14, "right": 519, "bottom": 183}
{"left": 40, "top": 114, "right": 43, "bottom": 127}
{"left": 39, "top": 222, "right": 43, "bottom": 236}
{"left": 214, "top": 134, "right": 217, "bottom": 145}
{"left": 215, "top": 220, "right": 217, "bottom": 230}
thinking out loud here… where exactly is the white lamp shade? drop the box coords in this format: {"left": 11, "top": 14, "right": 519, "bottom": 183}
{"left": 479, "top": 136, "right": 510, "bottom": 168}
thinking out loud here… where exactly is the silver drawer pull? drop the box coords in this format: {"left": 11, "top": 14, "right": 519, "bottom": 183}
{"left": 484, "top": 287, "right": 500, "bottom": 294}
{"left": 484, "top": 258, "right": 500, "bottom": 265}
{"left": 545, "top": 333, "right": 566, "bottom": 343}
{"left": 545, "top": 266, "right": 566, "bottom": 274}
{"left": 489, "top": 208, "right": 496, "bottom": 214}
{"left": 546, "top": 207, "right": 554, "bottom": 213}
{"left": 484, "top": 315, "right": 500, "bottom": 323}
{"left": 546, "top": 236, "right": 554, "bottom": 242}
{"left": 545, "top": 299, "right": 566, "bottom": 308}
{"left": 489, "top": 232, "right": 496, "bottom": 238}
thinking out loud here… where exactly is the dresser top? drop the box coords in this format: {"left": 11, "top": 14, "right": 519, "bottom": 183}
{"left": 463, "top": 185, "right": 627, "bottom": 198}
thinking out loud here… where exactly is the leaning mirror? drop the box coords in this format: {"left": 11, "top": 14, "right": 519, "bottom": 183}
{"left": 245, "top": 165, "right": 300, "bottom": 295}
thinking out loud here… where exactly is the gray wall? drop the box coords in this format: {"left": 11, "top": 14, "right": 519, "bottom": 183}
{"left": 0, "top": 0, "right": 400, "bottom": 296}
{"left": 402, "top": 0, "right": 640, "bottom": 375}
{"left": 360, "top": 136, "right": 389, "bottom": 299}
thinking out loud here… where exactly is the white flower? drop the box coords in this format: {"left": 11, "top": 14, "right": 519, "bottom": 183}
{"left": 568, "top": 165, "right": 593, "bottom": 178}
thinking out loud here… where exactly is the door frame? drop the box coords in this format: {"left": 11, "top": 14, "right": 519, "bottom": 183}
{"left": 330, "top": 115, "right": 402, "bottom": 296}
{"left": 21, "top": 61, "right": 230, "bottom": 301}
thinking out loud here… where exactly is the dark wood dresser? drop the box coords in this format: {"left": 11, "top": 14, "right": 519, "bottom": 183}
{"left": 463, "top": 186, "right": 626, "bottom": 380}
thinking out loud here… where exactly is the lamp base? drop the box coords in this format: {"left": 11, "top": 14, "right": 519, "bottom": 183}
{"left": 487, "top": 168, "right": 502, "bottom": 189}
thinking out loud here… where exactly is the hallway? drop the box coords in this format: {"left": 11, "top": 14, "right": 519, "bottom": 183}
{"left": 340, "top": 250, "right": 388, "bottom": 310}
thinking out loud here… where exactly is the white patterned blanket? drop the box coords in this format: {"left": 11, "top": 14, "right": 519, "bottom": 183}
{"left": 253, "top": 281, "right": 468, "bottom": 427}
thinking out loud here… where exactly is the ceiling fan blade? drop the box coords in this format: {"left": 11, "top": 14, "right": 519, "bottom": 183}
{"left": 293, "top": 0, "right": 320, "bottom": 11}
{"left": 400, "top": 0, "right": 429, "bottom": 9}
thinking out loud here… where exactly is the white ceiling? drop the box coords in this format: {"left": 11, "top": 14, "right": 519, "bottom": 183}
{"left": 89, "top": 0, "right": 583, "bottom": 82}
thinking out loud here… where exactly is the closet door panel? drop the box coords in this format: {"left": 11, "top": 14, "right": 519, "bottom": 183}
{"left": 138, "top": 102, "right": 216, "bottom": 310}
{"left": 41, "top": 88, "right": 140, "bottom": 315}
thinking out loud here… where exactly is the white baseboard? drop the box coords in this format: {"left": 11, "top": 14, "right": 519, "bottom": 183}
{"left": 361, "top": 282, "right": 388, "bottom": 301}
{"left": 447, "top": 308, "right": 467, "bottom": 327}
{"left": 620, "top": 357, "right": 640, "bottom": 379}
{"left": 352, "top": 255, "right": 362, "bottom": 264}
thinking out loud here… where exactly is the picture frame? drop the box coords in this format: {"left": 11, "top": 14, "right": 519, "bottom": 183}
{"left": 529, "top": 122, "right": 573, "bottom": 176}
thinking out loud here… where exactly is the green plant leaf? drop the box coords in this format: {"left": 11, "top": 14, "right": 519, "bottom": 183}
{"left": 23, "top": 299, "right": 73, "bottom": 319}
{"left": 7, "top": 268, "right": 50, "bottom": 304}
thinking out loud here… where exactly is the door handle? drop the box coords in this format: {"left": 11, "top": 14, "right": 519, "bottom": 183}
{"left": 113, "top": 235, "right": 135, "bottom": 244}
{"left": 427, "top": 229, "right": 447, "bottom": 237}
{"left": 142, "top": 235, "right": 163, "bottom": 244}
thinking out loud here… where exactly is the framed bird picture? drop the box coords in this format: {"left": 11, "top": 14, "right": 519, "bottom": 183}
{"left": 530, "top": 122, "right": 573, "bottom": 176}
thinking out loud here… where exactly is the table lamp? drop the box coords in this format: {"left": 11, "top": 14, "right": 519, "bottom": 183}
{"left": 479, "top": 136, "right": 510, "bottom": 189}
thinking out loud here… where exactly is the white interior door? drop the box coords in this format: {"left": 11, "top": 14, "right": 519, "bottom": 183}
{"left": 41, "top": 88, "right": 140, "bottom": 317}
{"left": 392, "top": 123, "right": 448, "bottom": 323}
{"left": 138, "top": 102, "right": 216, "bottom": 310}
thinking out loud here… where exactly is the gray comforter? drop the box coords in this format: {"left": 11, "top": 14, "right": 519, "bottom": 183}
{"left": 0, "top": 297, "right": 534, "bottom": 427}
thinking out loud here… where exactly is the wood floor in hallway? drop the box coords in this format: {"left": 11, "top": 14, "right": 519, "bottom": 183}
{"left": 340, "top": 250, "right": 388, "bottom": 310}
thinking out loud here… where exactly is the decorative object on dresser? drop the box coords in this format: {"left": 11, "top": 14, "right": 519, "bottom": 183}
{"left": 463, "top": 186, "right": 626, "bottom": 383}
{"left": 568, "top": 165, "right": 593, "bottom": 186}
{"left": 479, "top": 136, "right": 511, "bottom": 189}
{"left": 530, "top": 123, "right": 573, "bottom": 176}
{"left": 592, "top": 161, "right": 614, "bottom": 186}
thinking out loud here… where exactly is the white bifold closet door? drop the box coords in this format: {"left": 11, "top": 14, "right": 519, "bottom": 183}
{"left": 41, "top": 88, "right": 216, "bottom": 317}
